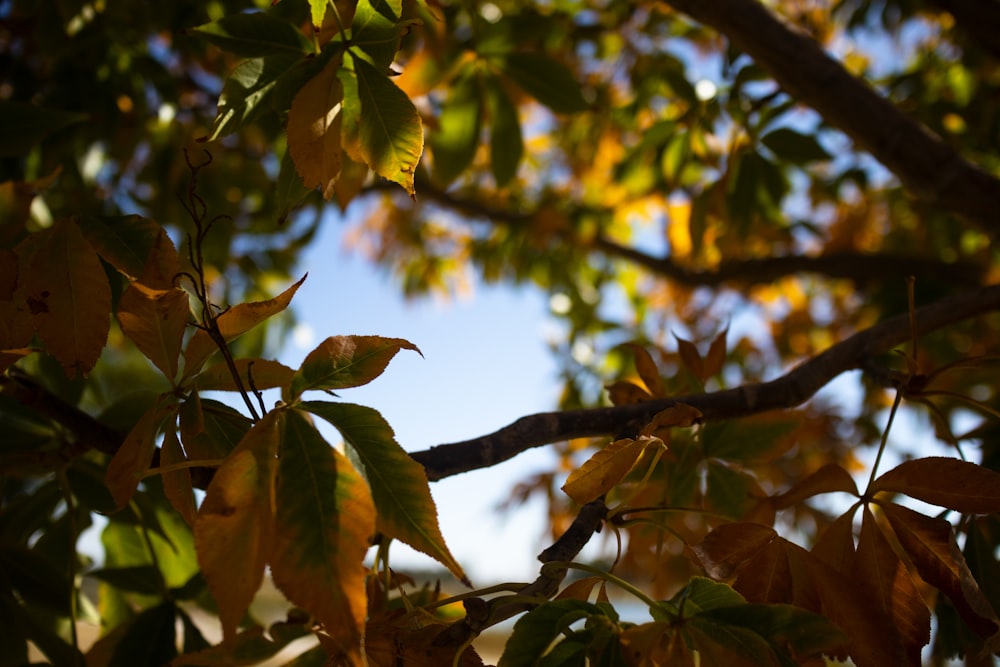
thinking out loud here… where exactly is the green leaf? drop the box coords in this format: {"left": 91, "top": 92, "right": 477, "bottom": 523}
{"left": 0, "top": 102, "right": 88, "bottom": 157}
{"left": 208, "top": 55, "right": 301, "bottom": 141}
{"left": 486, "top": 74, "right": 523, "bottom": 186}
{"left": 302, "top": 401, "right": 469, "bottom": 584}
{"left": 704, "top": 461, "right": 759, "bottom": 519}
{"left": 276, "top": 146, "right": 314, "bottom": 224}
{"left": 87, "top": 565, "right": 164, "bottom": 595}
{"left": 760, "top": 127, "right": 831, "bottom": 164}
{"left": 270, "top": 410, "right": 373, "bottom": 662}
{"left": 290, "top": 334, "right": 421, "bottom": 399}
{"left": 701, "top": 414, "right": 801, "bottom": 462}
{"left": 704, "top": 603, "right": 849, "bottom": 660}
{"left": 351, "top": 0, "right": 405, "bottom": 70}
{"left": 179, "top": 396, "right": 252, "bottom": 461}
{"left": 308, "top": 0, "right": 327, "bottom": 28}
{"left": 191, "top": 13, "right": 312, "bottom": 57}
{"left": 498, "top": 599, "right": 606, "bottom": 666}
{"left": 108, "top": 601, "right": 177, "bottom": 667}
{"left": 498, "top": 52, "right": 589, "bottom": 114}
{"left": 353, "top": 55, "right": 424, "bottom": 196}
{"left": 670, "top": 576, "right": 747, "bottom": 615}
{"left": 431, "top": 70, "right": 483, "bottom": 186}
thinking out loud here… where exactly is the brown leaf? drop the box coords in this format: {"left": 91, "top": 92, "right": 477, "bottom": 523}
{"left": 288, "top": 54, "right": 344, "bottom": 200}
{"left": 770, "top": 463, "right": 859, "bottom": 510}
{"left": 693, "top": 522, "right": 779, "bottom": 581}
{"left": 732, "top": 532, "right": 795, "bottom": 604}
{"left": 880, "top": 501, "right": 999, "bottom": 638}
{"left": 105, "top": 398, "right": 177, "bottom": 509}
{"left": 26, "top": 219, "right": 111, "bottom": 377}
{"left": 625, "top": 343, "right": 665, "bottom": 397}
{"left": 674, "top": 333, "right": 704, "bottom": 380}
{"left": 620, "top": 621, "right": 692, "bottom": 667}
{"left": 605, "top": 380, "right": 652, "bottom": 406}
{"left": 160, "top": 426, "right": 197, "bottom": 526}
{"left": 872, "top": 457, "right": 1000, "bottom": 513}
{"left": 365, "top": 619, "right": 485, "bottom": 667}
{"left": 195, "top": 358, "right": 295, "bottom": 393}
{"left": 853, "top": 507, "right": 930, "bottom": 664}
{"left": 641, "top": 403, "right": 703, "bottom": 438}
{"left": 117, "top": 282, "right": 190, "bottom": 381}
{"left": 195, "top": 411, "right": 282, "bottom": 643}
{"left": 703, "top": 327, "right": 729, "bottom": 379}
{"left": 562, "top": 437, "right": 654, "bottom": 505}
{"left": 811, "top": 506, "right": 859, "bottom": 571}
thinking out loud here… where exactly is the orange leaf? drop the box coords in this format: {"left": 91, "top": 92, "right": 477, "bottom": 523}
{"left": 693, "top": 522, "right": 779, "bottom": 581}
{"left": 183, "top": 274, "right": 306, "bottom": 379}
{"left": 26, "top": 219, "right": 111, "bottom": 378}
{"left": 880, "top": 502, "right": 999, "bottom": 638}
{"left": 625, "top": 343, "right": 665, "bottom": 397}
{"left": 871, "top": 457, "right": 1000, "bottom": 513}
{"left": 641, "top": 403, "right": 702, "bottom": 438}
{"left": 288, "top": 54, "right": 344, "bottom": 200}
{"left": 770, "top": 463, "right": 859, "bottom": 510}
{"left": 562, "top": 437, "right": 656, "bottom": 505}
{"left": 731, "top": 533, "right": 794, "bottom": 604}
{"left": 105, "top": 398, "right": 177, "bottom": 509}
{"left": 194, "top": 410, "right": 282, "bottom": 643}
{"left": 853, "top": 507, "right": 930, "bottom": 663}
{"left": 195, "top": 358, "right": 295, "bottom": 393}
{"left": 270, "top": 410, "right": 374, "bottom": 663}
{"left": 117, "top": 283, "right": 190, "bottom": 381}
{"left": 161, "top": 426, "right": 197, "bottom": 526}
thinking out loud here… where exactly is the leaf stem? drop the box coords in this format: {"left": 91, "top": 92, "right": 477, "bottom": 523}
{"left": 864, "top": 390, "right": 902, "bottom": 496}
{"left": 141, "top": 458, "right": 226, "bottom": 479}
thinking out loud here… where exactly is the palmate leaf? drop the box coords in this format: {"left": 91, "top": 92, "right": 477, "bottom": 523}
{"left": 287, "top": 53, "right": 344, "bottom": 200}
{"left": 301, "top": 401, "right": 469, "bottom": 585}
{"left": 183, "top": 274, "right": 306, "bottom": 380}
{"left": 561, "top": 436, "right": 656, "bottom": 505}
{"left": 194, "top": 411, "right": 281, "bottom": 642}
{"left": 289, "top": 334, "right": 421, "bottom": 399}
{"left": 353, "top": 55, "right": 424, "bottom": 196}
{"left": 270, "top": 410, "right": 374, "bottom": 665}
{"left": 498, "top": 599, "right": 606, "bottom": 667}
{"left": 25, "top": 219, "right": 111, "bottom": 378}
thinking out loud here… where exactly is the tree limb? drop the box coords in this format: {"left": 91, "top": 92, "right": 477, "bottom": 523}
{"left": 662, "top": 0, "right": 1000, "bottom": 238}
{"left": 410, "top": 282, "right": 1000, "bottom": 480}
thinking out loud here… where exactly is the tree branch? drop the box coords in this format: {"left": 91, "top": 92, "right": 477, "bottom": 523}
{"left": 593, "top": 235, "right": 985, "bottom": 288}
{"left": 410, "top": 283, "right": 1000, "bottom": 480}
{"left": 926, "top": 0, "right": 1000, "bottom": 61}
{"left": 662, "top": 0, "right": 1000, "bottom": 238}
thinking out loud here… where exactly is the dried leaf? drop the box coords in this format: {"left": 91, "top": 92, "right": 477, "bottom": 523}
{"left": 105, "top": 398, "right": 177, "bottom": 509}
{"left": 288, "top": 54, "right": 343, "bottom": 200}
{"left": 270, "top": 410, "right": 374, "bottom": 663}
{"left": 642, "top": 403, "right": 702, "bottom": 437}
{"left": 195, "top": 358, "right": 295, "bottom": 393}
{"left": 117, "top": 283, "right": 190, "bottom": 382}
{"left": 605, "top": 380, "right": 652, "bottom": 406}
{"left": 161, "top": 427, "right": 197, "bottom": 526}
{"left": 693, "top": 522, "right": 779, "bottom": 581}
{"left": 26, "top": 219, "right": 111, "bottom": 377}
{"left": 703, "top": 327, "right": 729, "bottom": 379}
{"left": 194, "top": 411, "right": 281, "bottom": 642}
{"left": 674, "top": 333, "right": 704, "bottom": 380}
{"left": 770, "top": 463, "right": 859, "bottom": 509}
{"left": 871, "top": 457, "right": 1000, "bottom": 513}
{"left": 562, "top": 437, "right": 655, "bottom": 505}
{"left": 625, "top": 343, "right": 665, "bottom": 397}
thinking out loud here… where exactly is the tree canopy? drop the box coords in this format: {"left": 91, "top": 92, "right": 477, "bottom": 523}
{"left": 3, "top": 0, "right": 1000, "bottom": 664}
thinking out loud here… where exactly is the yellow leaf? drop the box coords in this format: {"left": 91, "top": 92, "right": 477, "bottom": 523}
{"left": 183, "top": 275, "right": 306, "bottom": 379}
{"left": 270, "top": 409, "right": 374, "bottom": 664}
{"left": 117, "top": 282, "right": 190, "bottom": 382}
{"left": 161, "top": 426, "right": 197, "bottom": 526}
{"left": 642, "top": 403, "right": 703, "bottom": 439}
{"left": 667, "top": 200, "right": 692, "bottom": 258}
{"left": 195, "top": 358, "right": 295, "bottom": 393}
{"left": 605, "top": 380, "right": 653, "bottom": 406}
{"left": 625, "top": 343, "right": 665, "bottom": 397}
{"left": 288, "top": 54, "right": 343, "bottom": 200}
{"left": 562, "top": 436, "right": 659, "bottom": 505}
{"left": 26, "top": 219, "right": 111, "bottom": 378}
{"left": 195, "top": 411, "right": 282, "bottom": 643}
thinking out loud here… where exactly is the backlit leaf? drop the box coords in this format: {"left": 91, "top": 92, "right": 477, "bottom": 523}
{"left": 693, "top": 522, "right": 779, "bottom": 581}
{"left": 26, "top": 219, "right": 111, "bottom": 378}
{"left": 674, "top": 333, "right": 704, "bottom": 380}
{"left": 209, "top": 54, "right": 300, "bottom": 141}
{"left": 431, "top": 69, "right": 483, "bottom": 186}
{"left": 605, "top": 380, "right": 652, "bottom": 406}
{"left": 183, "top": 274, "right": 306, "bottom": 379}
{"left": 642, "top": 403, "right": 703, "bottom": 437}
{"left": 308, "top": 0, "right": 326, "bottom": 28}
{"left": 498, "top": 52, "right": 589, "bottom": 114}
{"left": 288, "top": 53, "right": 344, "bottom": 200}
{"left": 499, "top": 599, "right": 605, "bottom": 666}
{"left": 79, "top": 215, "right": 164, "bottom": 282}
{"left": 705, "top": 461, "right": 761, "bottom": 519}
{"left": 302, "top": 401, "right": 469, "bottom": 585}
{"left": 562, "top": 437, "right": 653, "bottom": 505}
{"left": 179, "top": 395, "right": 252, "bottom": 461}
{"left": 118, "top": 283, "right": 190, "bottom": 382}
{"left": 0, "top": 102, "right": 88, "bottom": 157}
{"left": 486, "top": 74, "right": 522, "bottom": 186}
{"left": 194, "top": 411, "right": 281, "bottom": 642}
{"left": 703, "top": 328, "right": 729, "bottom": 379}
{"left": 853, "top": 507, "right": 929, "bottom": 663}
{"left": 880, "top": 501, "right": 999, "bottom": 638}
{"left": 871, "top": 457, "right": 1000, "bottom": 513}
{"left": 354, "top": 56, "right": 424, "bottom": 196}
{"left": 270, "top": 410, "right": 373, "bottom": 664}
{"left": 624, "top": 343, "right": 665, "bottom": 397}
{"left": 105, "top": 398, "right": 178, "bottom": 509}
{"left": 770, "top": 463, "right": 859, "bottom": 509}
{"left": 161, "top": 426, "right": 197, "bottom": 527}
{"left": 701, "top": 413, "right": 802, "bottom": 462}
{"left": 290, "top": 334, "right": 421, "bottom": 399}
{"left": 191, "top": 13, "right": 312, "bottom": 57}
{"left": 351, "top": 0, "right": 405, "bottom": 70}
